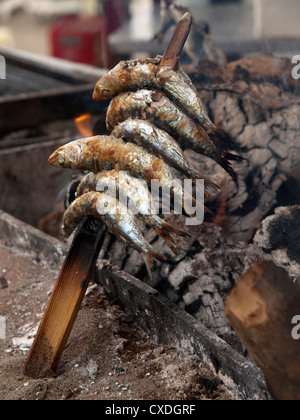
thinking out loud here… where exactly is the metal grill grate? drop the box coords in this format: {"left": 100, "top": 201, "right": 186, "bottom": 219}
{"left": 0, "top": 63, "right": 74, "bottom": 96}
{"left": 0, "top": 49, "right": 108, "bottom": 133}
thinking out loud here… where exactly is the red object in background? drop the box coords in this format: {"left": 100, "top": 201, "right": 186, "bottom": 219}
{"left": 104, "top": 0, "right": 128, "bottom": 34}
{"left": 50, "top": 15, "right": 112, "bottom": 68}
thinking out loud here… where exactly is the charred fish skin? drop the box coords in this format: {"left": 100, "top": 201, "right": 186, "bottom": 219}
{"left": 76, "top": 170, "right": 190, "bottom": 253}
{"left": 93, "top": 57, "right": 208, "bottom": 125}
{"left": 62, "top": 191, "right": 166, "bottom": 280}
{"left": 62, "top": 190, "right": 102, "bottom": 238}
{"left": 156, "top": 66, "right": 213, "bottom": 131}
{"left": 106, "top": 90, "right": 212, "bottom": 152}
{"left": 93, "top": 56, "right": 235, "bottom": 151}
{"left": 93, "top": 57, "right": 211, "bottom": 129}
{"left": 76, "top": 170, "right": 155, "bottom": 216}
{"left": 49, "top": 135, "right": 177, "bottom": 188}
{"left": 106, "top": 90, "right": 238, "bottom": 182}
{"left": 48, "top": 135, "right": 198, "bottom": 210}
{"left": 111, "top": 119, "right": 218, "bottom": 190}
{"left": 49, "top": 136, "right": 201, "bottom": 219}
{"left": 157, "top": 67, "right": 237, "bottom": 150}
{"left": 159, "top": 67, "right": 238, "bottom": 151}
{"left": 92, "top": 56, "right": 161, "bottom": 101}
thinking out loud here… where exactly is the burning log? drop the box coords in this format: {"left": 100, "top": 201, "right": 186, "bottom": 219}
{"left": 186, "top": 54, "right": 300, "bottom": 242}
{"left": 225, "top": 261, "right": 300, "bottom": 400}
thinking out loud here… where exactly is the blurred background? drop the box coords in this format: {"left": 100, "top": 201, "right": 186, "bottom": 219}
{"left": 0, "top": 0, "right": 299, "bottom": 68}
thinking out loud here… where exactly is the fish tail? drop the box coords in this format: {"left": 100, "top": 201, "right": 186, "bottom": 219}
{"left": 224, "top": 151, "right": 245, "bottom": 163}
{"left": 204, "top": 205, "right": 212, "bottom": 215}
{"left": 158, "top": 220, "right": 190, "bottom": 253}
{"left": 161, "top": 221, "right": 190, "bottom": 238}
{"left": 209, "top": 129, "right": 244, "bottom": 186}
{"left": 191, "top": 175, "right": 220, "bottom": 192}
{"left": 209, "top": 128, "right": 236, "bottom": 151}
{"left": 218, "top": 157, "right": 239, "bottom": 186}
{"left": 205, "top": 178, "right": 221, "bottom": 191}
{"left": 191, "top": 195, "right": 205, "bottom": 211}
{"left": 209, "top": 127, "right": 245, "bottom": 164}
{"left": 189, "top": 177, "right": 209, "bottom": 199}
{"left": 184, "top": 195, "right": 212, "bottom": 216}
{"left": 217, "top": 150, "right": 245, "bottom": 187}
{"left": 143, "top": 248, "right": 167, "bottom": 281}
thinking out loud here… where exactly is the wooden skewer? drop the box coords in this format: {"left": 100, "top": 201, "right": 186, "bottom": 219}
{"left": 24, "top": 219, "right": 106, "bottom": 378}
{"left": 24, "top": 13, "right": 192, "bottom": 379}
{"left": 159, "top": 12, "right": 192, "bottom": 70}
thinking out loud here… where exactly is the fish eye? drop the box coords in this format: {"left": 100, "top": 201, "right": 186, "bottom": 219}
{"left": 58, "top": 156, "right": 65, "bottom": 165}
{"left": 101, "top": 89, "right": 111, "bottom": 98}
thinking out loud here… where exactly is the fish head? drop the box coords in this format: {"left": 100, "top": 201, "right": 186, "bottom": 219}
{"left": 61, "top": 223, "right": 74, "bottom": 239}
{"left": 92, "top": 75, "right": 120, "bottom": 101}
{"left": 92, "top": 62, "right": 126, "bottom": 101}
{"left": 76, "top": 172, "right": 95, "bottom": 198}
{"left": 48, "top": 140, "right": 84, "bottom": 169}
{"left": 93, "top": 80, "right": 114, "bottom": 101}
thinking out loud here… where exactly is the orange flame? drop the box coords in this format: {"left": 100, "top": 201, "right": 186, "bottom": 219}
{"left": 75, "top": 114, "right": 94, "bottom": 137}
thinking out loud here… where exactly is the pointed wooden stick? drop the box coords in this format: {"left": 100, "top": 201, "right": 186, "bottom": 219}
{"left": 24, "top": 219, "right": 106, "bottom": 378}
{"left": 159, "top": 12, "right": 192, "bottom": 70}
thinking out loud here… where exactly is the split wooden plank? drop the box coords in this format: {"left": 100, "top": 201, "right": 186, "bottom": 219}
{"left": 225, "top": 261, "right": 300, "bottom": 400}
{"left": 24, "top": 219, "right": 106, "bottom": 378}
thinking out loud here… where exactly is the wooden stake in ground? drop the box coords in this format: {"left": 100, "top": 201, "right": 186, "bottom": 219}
{"left": 225, "top": 261, "right": 300, "bottom": 400}
{"left": 24, "top": 219, "right": 106, "bottom": 378}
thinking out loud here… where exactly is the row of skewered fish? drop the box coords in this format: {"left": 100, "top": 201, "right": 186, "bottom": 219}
{"left": 49, "top": 53, "right": 242, "bottom": 280}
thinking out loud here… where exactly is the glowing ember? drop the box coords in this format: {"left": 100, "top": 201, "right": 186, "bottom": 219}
{"left": 75, "top": 114, "right": 94, "bottom": 137}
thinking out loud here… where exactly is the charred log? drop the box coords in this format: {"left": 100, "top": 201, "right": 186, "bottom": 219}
{"left": 254, "top": 205, "right": 300, "bottom": 281}
{"left": 225, "top": 261, "right": 300, "bottom": 400}
{"left": 186, "top": 54, "right": 300, "bottom": 242}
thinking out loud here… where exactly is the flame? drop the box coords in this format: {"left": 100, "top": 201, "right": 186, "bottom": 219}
{"left": 75, "top": 114, "right": 94, "bottom": 137}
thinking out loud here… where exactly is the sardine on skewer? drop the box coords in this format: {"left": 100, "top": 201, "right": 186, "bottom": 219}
{"left": 62, "top": 191, "right": 166, "bottom": 280}
{"left": 106, "top": 90, "right": 241, "bottom": 183}
{"left": 92, "top": 55, "right": 235, "bottom": 151}
{"left": 76, "top": 171, "right": 190, "bottom": 254}
{"left": 111, "top": 119, "right": 219, "bottom": 191}
{"left": 48, "top": 135, "right": 200, "bottom": 215}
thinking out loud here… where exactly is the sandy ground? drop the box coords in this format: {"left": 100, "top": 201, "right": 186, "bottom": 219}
{"left": 0, "top": 245, "right": 231, "bottom": 400}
